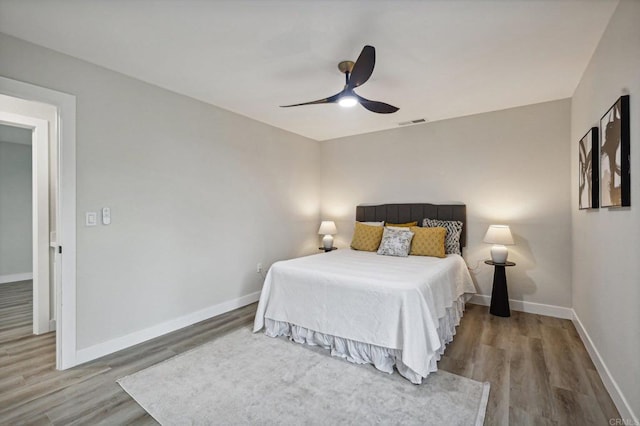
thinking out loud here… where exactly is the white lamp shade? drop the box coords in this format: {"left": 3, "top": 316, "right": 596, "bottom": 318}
{"left": 483, "top": 225, "right": 514, "bottom": 245}
{"left": 484, "top": 225, "right": 514, "bottom": 263}
{"left": 318, "top": 221, "right": 337, "bottom": 235}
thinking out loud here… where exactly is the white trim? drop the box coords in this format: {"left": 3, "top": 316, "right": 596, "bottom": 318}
{"left": 49, "top": 319, "right": 56, "bottom": 331}
{"left": 75, "top": 291, "right": 261, "bottom": 365}
{"left": 0, "top": 76, "right": 77, "bottom": 370}
{"left": 572, "top": 310, "right": 638, "bottom": 425}
{"left": 469, "top": 294, "right": 573, "bottom": 319}
{"left": 56, "top": 85, "right": 77, "bottom": 369}
{"left": 0, "top": 272, "right": 34, "bottom": 284}
{"left": 32, "top": 116, "right": 50, "bottom": 335}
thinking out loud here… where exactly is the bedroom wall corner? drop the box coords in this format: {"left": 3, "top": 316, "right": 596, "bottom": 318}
{"left": 319, "top": 99, "right": 572, "bottom": 310}
{"left": 570, "top": 0, "right": 640, "bottom": 421}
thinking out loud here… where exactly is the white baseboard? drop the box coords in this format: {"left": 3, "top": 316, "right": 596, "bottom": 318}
{"left": 49, "top": 319, "right": 56, "bottom": 331}
{"left": 571, "top": 310, "right": 638, "bottom": 424}
{"left": 469, "top": 294, "right": 573, "bottom": 319}
{"left": 75, "top": 291, "right": 261, "bottom": 366}
{"left": 0, "top": 272, "right": 33, "bottom": 284}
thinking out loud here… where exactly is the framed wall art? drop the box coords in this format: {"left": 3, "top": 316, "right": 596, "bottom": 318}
{"left": 600, "top": 95, "right": 630, "bottom": 207}
{"left": 578, "top": 127, "right": 599, "bottom": 209}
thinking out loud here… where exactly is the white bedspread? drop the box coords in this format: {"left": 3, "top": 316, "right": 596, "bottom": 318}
{"left": 253, "top": 249, "right": 476, "bottom": 380}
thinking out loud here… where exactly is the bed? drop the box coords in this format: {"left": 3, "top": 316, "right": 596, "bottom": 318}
{"left": 253, "top": 203, "right": 475, "bottom": 384}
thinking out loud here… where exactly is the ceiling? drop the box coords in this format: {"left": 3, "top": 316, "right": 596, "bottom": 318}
{"left": 0, "top": 0, "right": 618, "bottom": 141}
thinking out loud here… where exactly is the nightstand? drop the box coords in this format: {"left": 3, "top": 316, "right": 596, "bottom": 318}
{"left": 484, "top": 260, "right": 516, "bottom": 317}
{"left": 318, "top": 247, "right": 338, "bottom": 253}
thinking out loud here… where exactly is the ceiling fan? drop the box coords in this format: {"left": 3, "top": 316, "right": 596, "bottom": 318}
{"left": 281, "top": 45, "right": 399, "bottom": 114}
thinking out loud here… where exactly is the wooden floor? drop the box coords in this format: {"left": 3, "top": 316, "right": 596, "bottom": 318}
{"left": 440, "top": 304, "right": 620, "bottom": 425}
{"left": 0, "top": 281, "right": 620, "bottom": 425}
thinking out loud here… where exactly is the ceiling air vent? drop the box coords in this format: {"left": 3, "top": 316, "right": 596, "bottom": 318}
{"left": 398, "top": 118, "right": 427, "bottom": 126}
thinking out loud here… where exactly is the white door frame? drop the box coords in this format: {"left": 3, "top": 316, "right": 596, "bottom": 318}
{"left": 0, "top": 76, "right": 77, "bottom": 369}
{"left": 0, "top": 112, "right": 50, "bottom": 334}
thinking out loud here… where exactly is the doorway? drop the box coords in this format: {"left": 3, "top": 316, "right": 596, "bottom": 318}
{"left": 0, "top": 115, "right": 50, "bottom": 334}
{"left": 0, "top": 77, "right": 77, "bottom": 370}
{"left": 0, "top": 119, "right": 50, "bottom": 336}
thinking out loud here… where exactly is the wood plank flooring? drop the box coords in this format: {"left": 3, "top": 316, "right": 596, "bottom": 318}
{"left": 440, "top": 304, "right": 621, "bottom": 425}
{"left": 0, "top": 280, "right": 620, "bottom": 425}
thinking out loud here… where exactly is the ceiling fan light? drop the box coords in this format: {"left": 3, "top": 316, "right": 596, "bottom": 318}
{"left": 338, "top": 95, "right": 358, "bottom": 108}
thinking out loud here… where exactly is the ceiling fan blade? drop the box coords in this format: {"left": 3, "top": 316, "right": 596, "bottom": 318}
{"left": 348, "top": 45, "right": 375, "bottom": 89}
{"left": 280, "top": 92, "right": 342, "bottom": 108}
{"left": 354, "top": 93, "right": 399, "bottom": 114}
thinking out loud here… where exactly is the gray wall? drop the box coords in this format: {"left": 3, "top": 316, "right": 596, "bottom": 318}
{"left": 321, "top": 99, "right": 572, "bottom": 308}
{"left": 0, "top": 136, "right": 32, "bottom": 277}
{"left": 0, "top": 32, "right": 321, "bottom": 350}
{"left": 571, "top": 0, "right": 640, "bottom": 419}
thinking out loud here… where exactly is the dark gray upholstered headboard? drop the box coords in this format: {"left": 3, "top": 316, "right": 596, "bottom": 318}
{"left": 355, "top": 203, "right": 467, "bottom": 250}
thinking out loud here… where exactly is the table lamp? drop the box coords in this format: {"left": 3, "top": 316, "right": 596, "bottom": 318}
{"left": 318, "top": 221, "right": 337, "bottom": 250}
{"left": 483, "top": 225, "right": 514, "bottom": 264}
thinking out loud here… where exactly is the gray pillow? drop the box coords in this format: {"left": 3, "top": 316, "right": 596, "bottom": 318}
{"left": 377, "top": 227, "right": 414, "bottom": 257}
{"left": 422, "top": 218, "right": 463, "bottom": 255}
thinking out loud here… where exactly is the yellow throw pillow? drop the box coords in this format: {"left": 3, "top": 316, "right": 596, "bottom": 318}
{"left": 351, "top": 222, "right": 384, "bottom": 252}
{"left": 409, "top": 226, "right": 446, "bottom": 258}
{"left": 385, "top": 221, "right": 418, "bottom": 227}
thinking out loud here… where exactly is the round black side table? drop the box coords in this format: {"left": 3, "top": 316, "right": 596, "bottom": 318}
{"left": 484, "top": 260, "right": 516, "bottom": 317}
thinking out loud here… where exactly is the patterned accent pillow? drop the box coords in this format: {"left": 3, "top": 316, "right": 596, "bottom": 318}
{"left": 377, "top": 228, "right": 414, "bottom": 257}
{"left": 422, "top": 218, "right": 463, "bottom": 255}
{"left": 409, "top": 226, "right": 446, "bottom": 258}
{"left": 351, "top": 222, "right": 384, "bottom": 252}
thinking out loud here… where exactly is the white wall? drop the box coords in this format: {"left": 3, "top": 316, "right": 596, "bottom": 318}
{"left": 321, "top": 99, "right": 572, "bottom": 308}
{"left": 0, "top": 33, "right": 320, "bottom": 351}
{"left": 0, "top": 138, "right": 32, "bottom": 277}
{"left": 571, "top": 0, "right": 640, "bottom": 420}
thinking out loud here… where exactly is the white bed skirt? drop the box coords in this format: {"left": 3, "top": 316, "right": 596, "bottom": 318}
{"left": 264, "top": 294, "right": 469, "bottom": 384}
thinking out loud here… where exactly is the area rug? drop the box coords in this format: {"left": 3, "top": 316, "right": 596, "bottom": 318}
{"left": 118, "top": 326, "right": 489, "bottom": 425}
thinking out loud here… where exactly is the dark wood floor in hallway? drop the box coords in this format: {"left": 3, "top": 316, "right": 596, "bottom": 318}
{"left": 0, "top": 280, "right": 620, "bottom": 424}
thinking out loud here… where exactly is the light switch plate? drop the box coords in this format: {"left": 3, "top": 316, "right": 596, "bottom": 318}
{"left": 86, "top": 212, "right": 97, "bottom": 226}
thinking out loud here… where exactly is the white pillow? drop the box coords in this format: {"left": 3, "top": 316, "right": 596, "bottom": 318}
{"left": 360, "top": 221, "right": 384, "bottom": 226}
{"left": 377, "top": 227, "right": 414, "bottom": 257}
